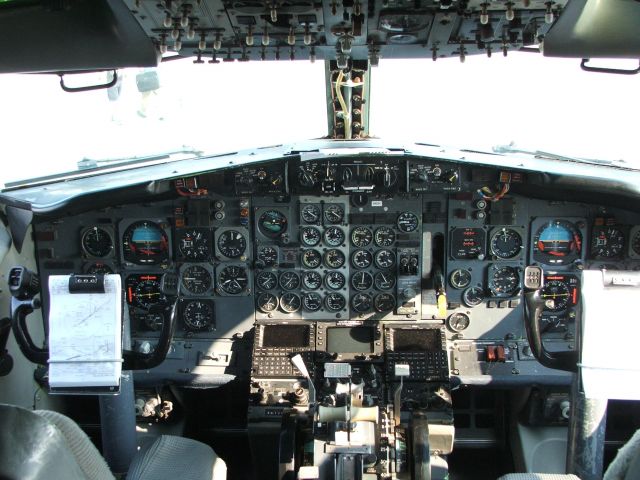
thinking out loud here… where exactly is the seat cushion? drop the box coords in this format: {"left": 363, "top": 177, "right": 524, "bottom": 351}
{"left": 126, "top": 435, "right": 226, "bottom": 480}
{"left": 497, "top": 475, "right": 580, "bottom": 480}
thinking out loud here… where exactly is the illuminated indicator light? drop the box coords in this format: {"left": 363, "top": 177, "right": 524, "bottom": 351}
{"left": 572, "top": 288, "right": 577, "bottom": 304}
{"left": 128, "top": 287, "right": 133, "bottom": 303}
{"left": 240, "top": 208, "right": 250, "bottom": 217}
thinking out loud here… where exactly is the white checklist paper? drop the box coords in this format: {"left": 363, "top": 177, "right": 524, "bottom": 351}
{"left": 48, "top": 274, "right": 122, "bottom": 390}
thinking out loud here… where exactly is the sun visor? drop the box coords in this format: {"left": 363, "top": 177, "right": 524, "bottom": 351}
{"left": 0, "top": 0, "right": 159, "bottom": 74}
{"left": 542, "top": 0, "right": 640, "bottom": 58}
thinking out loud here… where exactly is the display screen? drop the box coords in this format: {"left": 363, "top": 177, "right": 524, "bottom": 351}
{"left": 392, "top": 329, "right": 441, "bottom": 352}
{"left": 261, "top": 325, "right": 310, "bottom": 348}
{"left": 326, "top": 327, "right": 374, "bottom": 353}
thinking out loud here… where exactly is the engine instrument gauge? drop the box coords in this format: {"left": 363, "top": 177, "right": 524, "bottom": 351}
{"left": 302, "top": 249, "right": 322, "bottom": 268}
{"left": 324, "top": 249, "right": 346, "bottom": 268}
{"left": 374, "top": 293, "right": 395, "bottom": 313}
{"left": 540, "top": 280, "right": 571, "bottom": 311}
{"left": 325, "top": 293, "right": 346, "bottom": 311}
{"left": 323, "top": 204, "right": 345, "bottom": 224}
{"left": 449, "top": 268, "right": 472, "bottom": 289}
{"left": 323, "top": 227, "right": 346, "bottom": 246}
{"left": 181, "top": 265, "right": 212, "bottom": 294}
{"left": 257, "top": 246, "right": 278, "bottom": 267}
{"left": 351, "top": 227, "right": 373, "bottom": 247}
{"left": 325, "top": 271, "right": 346, "bottom": 290}
{"left": 351, "top": 293, "right": 372, "bottom": 313}
{"left": 490, "top": 228, "right": 523, "bottom": 259}
{"left": 122, "top": 221, "right": 169, "bottom": 265}
{"left": 351, "top": 271, "right": 374, "bottom": 291}
{"left": 257, "top": 292, "right": 279, "bottom": 313}
{"left": 301, "top": 227, "right": 321, "bottom": 246}
{"left": 81, "top": 226, "right": 113, "bottom": 258}
{"left": 397, "top": 212, "right": 419, "bottom": 233}
{"left": 450, "top": 227, "right": 486, "bottom": 260}
{"left": 301, "top": 204, "right": 321, "bottom": 224}
{"left": 183, "top": 300, "right": 214, "bottom": 330}
{"left": 217, "top": 229, "right": 247, "bottom": 259}
{"left": 591, "top": 226, "right": 625, "bottom": 258}
{"left": 280, "top": 293, "right": 301, "bottom": 313}
{"left": 374, "top": 249, "right": 396, "bottom": 269}
{"left": 374, "top": 271, "right": 396, "bottom": 290}
{"left": 302, "top": 292, "right": 322, "bottom": 312}
{"left": 256, "top": 271, "right": 278, "bottom": 290}
{"left": 374, "top": 227, "right": 395, "bottom": 247}
{"left": 447, "top": 312, "right": 470, "bottom": 332}
{"left": 533, "top": 219, "right": 582, "bottom": 265}
{"left": 177, "top": 228, "right": 210, "bottom": 261}
{"left": 302, "top": 271, "right": 322, "bottom": 290}
{"left": 489, "top": 266, "right": 520, "bottom": 296}
{"left": 279, "top": 271, "right": 300, "bottom": 290}
{"left": 462, "top": 286, "right": 484, "bottom": 307}
{"left": 258, "top": 210, "right": 288, "bottom": 238}
{"left": 351, "top": 250, "right": 372, "bottom": 269}
{"left": 218, "top": 265, "right": 249, "bottom": 295}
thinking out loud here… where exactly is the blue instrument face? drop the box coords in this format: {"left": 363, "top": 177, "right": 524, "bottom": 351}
{"left": 533, "top": 220, "right": 582, "bottom": 265}
{"left": 122, "top": 221, "right": 169, "bottom": 265}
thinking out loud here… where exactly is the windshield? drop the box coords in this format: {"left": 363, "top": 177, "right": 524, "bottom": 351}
{"left": 1, "top": 53, "right": 639, "bottom": 187}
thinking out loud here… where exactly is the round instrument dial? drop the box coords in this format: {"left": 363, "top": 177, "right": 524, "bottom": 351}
{"left": 351, "top": 227, "right": 373, "bottom": 247}
{"left": 177, "top": 228, "right": 210, "bottom": 261}
{"left": 301, "top": 204, "right": 321, "bottom": 224}
{"left": 374, "top": 227, "right": 396, "bottom": 247}
{"left": 374, "top": 271, "right": 396, "bottom": 290}
{"left": 374, "top": 293, "right": 395, "bottom": 313}
{"left": 397, "top": 212, "right": 419, "bottom": 233}
{"left": 447, "top": 312, "right": 470, "bottom": 332}
{"left": 351, "top": 293, "right": 372, "bottom": 313}
{"left": 257, "top": 246, "right": 278, "bottom": 267}
{"left": 541, "top": 280, "right": 571, "bottom": 312}
{"left": 490, "top": 228, "right": 523, "bottom": 259}
{"left": 302, "top": 249, "right": 322, "bottom": 269}
{"left": 257, "top": 292, "right": 279, "bottom": 313}
{"left": 217, "top": 230, "right": 247, "bottom": 259}
{"left": 591, "top": 226, "right": 625, "bottom": 258}
{"left": 351, "top": 250, "right": 372, "bottom": 269}
{"left": 258, "top": 210, "right": 288, "bottom": 238}
{"left": 324, "top": 204, "right": 345, "bottom": 224}
{"left": 351, "top": 271, "right": 373, "bottom": 291}
{"left": 181, "top": 265, "right": 212, "bottom": 294}
{"left": 449, "top": 268, "right": 472, "bottom": 289}
{"left": 122, "top": 221, "right": 169, "bottom": 265}
{"left": 302, "top": 292, "right": 322, "bottom": 312}
{"left": 300, "top": 227, "right": 321, "bottom": 246}
{"left": 81, "top": 226, "right": 113, "bottom": 258}
{"left": 86, "top": 262, "right": 114, "bottom": 275}
{"left": 325, "top": 271, "right": 346, "bottom": 290}
{"left": 183, "top": 300, "right": 214, "bottom": 330}
{"left": 302, "top": 271, "right": 322, "bottom": 290}
{"left": 133, "top": 278, "right": 165, "bottom": 309}
{"left": 324, "top": 249, "right": 346, "bottom": 268}
{"left": 489, "top": 266, "right": 520, "bottom": 296}
{"left": 256, "top": 271, "right": 278, "bottom": 290}
{"left": 323, "top": 227, "right": 346, "bottom": 247}
{"left": 462, "top": 286, "right": 484, "bottom": 307}
{"left": 374, "top": 249, "right": 396, "bottom": 269}
{"left": 279, "top": 271, "right": 300, "bottom": 291}
{"left": 218, "top": 265, "right": 249, "bottom": 295}
{"left": 280, "top": 293, "right": 301, "bottom": 313}
{"left": 325, "top": 293, "right": 346, "bottom": 311}
{"left": 533, "top": 220, "right": 582, "bottom": 265}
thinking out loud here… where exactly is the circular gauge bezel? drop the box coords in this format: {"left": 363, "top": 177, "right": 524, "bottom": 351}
{"left": 183, "top": 300, "right": 214, "bottom": 330}
{"left": 374, "top": 249, "right": 396, "bottom": 269}
{"left": 181, "top": 265, "right": 213, "bottom": 295}
{"left": 258, "top": 210, "right": 288, "bottom": 239}
{"left": 351, "top": 250, "right": 373, "bottom": 269}
{"left": 256, "top": 271, "right": 278, "bottom": 290}
{"left": 325, "top": 293, "right": 346, "bottom": 311}
{"left": 324, "top": 249, "right": 346, "bottom": 268}
{"left": 122, "top": 221, "right": 169, "bottom": 265}
{"left": 374, "top": 293, "right": 395, "bottom": 313}
{"left": 280, "top": 293, "right": 301, "bottom": 313}
{"left": 85, "top": 262, "right": 114, "bottom": 275}
{"left": 374, "top": 271, "right": 396, "bottom": 290}
{"left": 301, "top": 249, "right": 322, "bottom": 268}
{"left": 462, "top": 286, "right": 484, "bottom": 307}
{"left": 351, "top": 293, "right": 372, "bottom": 313}
{"left": 302, "top": 292, "right": 323, "bottom": 312}
{"left": 397, "top": 212, "right": 419, "bottom": 233}
{"left": 132, "top": 278, "right": 165, "bottom": 309}
{"left": 351, "top": 271, "right": 374, "bottom": 291}
{"left": 217, "top": 265, "right": 249, "bottom": 295}
{"left": 177, "top": 228, "right": 210, "bottom": 261}
{"left": 490, "top": 228, "right": 523, "bottom": 259}
{"left": 325, "top": 271, "right": 346, "bottom": 290}
{"left": 81, "top": 226, "right": 114, "bottom": 258}
{"left": 257, "top": 292, "right": 279, "bottom": 313}
{"left": 302, "top": 271, "right": 322, "bottom": 290}
{"left": 489, "top": 266, "right": 520, "bottom": 297}
{"left": 323, "top": 227, "right": 346, "bottom": 247}
{"left": 351, "top": 227, "right": 373, "bottom": 247}
{"left": 449, "top": 268, "right": 472, "bottom": 289}
{"left": 301, "top": 204, "right": 321, "bottom": 224}
{"left": 257, "top": 246, "right": 278, "bottom": 267}
{"left": 532, "top": 219, "right": 583, "bottom": 265}
{"left": 447, "top": 312, "right": 470, "bottom": 332}
{"left": 591, "top": 226, "right": 625, "bottom": 259}
{"left": 323, "top": 204, "right": 345, "bottom": 224}
{"left": 279, "top": 271, "right": 301, "bottom": 291}
{"left": 374, "top": 227, "right": 396, "bottom": 247}
{"left": 541, "top": 280, "right": 571, "bottom": 312}
{"left": 217, "top": 229, "right": 247, "bottom": 259}
{"left": 300, "top": 226, "right": 321, "bottom": 246}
